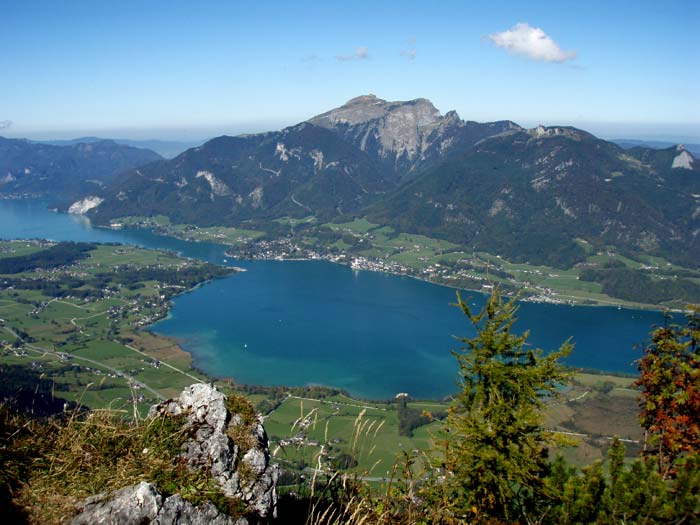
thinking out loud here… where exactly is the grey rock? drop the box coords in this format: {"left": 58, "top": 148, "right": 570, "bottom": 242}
{"left": 309, "top": 94, "right": 445, "bottom": 165}
{"left": 71, "top": 482, "right": 249, "bottom": 525}
{"left": 71, "top": 482, "right": 162, "bottom": 524}
{"left": 155, "top": 494, "right": 247, "bottom": 525}
{"left": 73, "top": 384, "right": 277, "bottom": 524}
{"left": 149, "top": 383, "right": 278, "bottom": 519}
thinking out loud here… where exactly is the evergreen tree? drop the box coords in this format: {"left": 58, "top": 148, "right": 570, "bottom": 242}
{"left": 441, "top": 289, "right": 572, "bottom": 522}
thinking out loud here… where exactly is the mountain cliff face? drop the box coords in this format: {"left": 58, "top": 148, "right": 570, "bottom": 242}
{"left": 308, "top": 94, "right": 520, "bottom": 176}
{"left": 0, "top": 137, "right": 161, "bottom": 203}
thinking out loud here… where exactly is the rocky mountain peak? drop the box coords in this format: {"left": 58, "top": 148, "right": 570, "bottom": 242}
{"left": 308, "top": 95, "right": 456, "bottom": 168}
{"left": 344, "top": 93, "right": 384, "bottom": 105}
{"left": 309, "top": 94, "right": 441, "bottom": 128}
{"left": 528, "top": 125, "right": 594, "bottom": 142}
{"left": 443, "top": 110, "right": 462, "bottom": 123}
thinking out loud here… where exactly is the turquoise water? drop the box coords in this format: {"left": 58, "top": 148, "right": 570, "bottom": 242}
{"left": 0, "top": 199, "right": 671, "bottom": 399}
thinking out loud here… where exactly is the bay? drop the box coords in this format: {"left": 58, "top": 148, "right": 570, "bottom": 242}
{"left": 0, "top": 199, "right": 670, "bottom": 399}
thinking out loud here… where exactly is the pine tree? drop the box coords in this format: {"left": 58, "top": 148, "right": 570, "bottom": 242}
{"left": 441, "top": 289, "right": 572, "bottom": 522}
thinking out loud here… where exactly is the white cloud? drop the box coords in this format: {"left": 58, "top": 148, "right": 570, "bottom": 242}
{"left": 0, "top": 120, "right": 12, "bottom": 130}
{"left": 335, "top": 47, "right": 369, "bottom": 62}
{"left": 489, "top": 23, "right": 576, "bottom": 63}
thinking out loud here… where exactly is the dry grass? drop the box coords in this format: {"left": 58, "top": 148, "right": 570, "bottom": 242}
{"left": 1, "top": 399, "right": 244, "bottom": 524}
{"left": 225, "top": 393, "right": 258, "bottom": 447}
{"left": 563, "top": 394, "right": 643, "bottom": 441}
{"left": 276, "top": 408, "right": 447, "bottom": 525}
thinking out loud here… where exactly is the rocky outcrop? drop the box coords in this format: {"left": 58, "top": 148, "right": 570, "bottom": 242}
{"left": 309, "top": 94, "right": 451, "bottom": 168}
{"left": 527, "top": 124, "right": 595, "bottom": 142}
{"left": 71, "top": 482, "right": 247, "bottom": 525}
{"left": 68, "top": 195, "right": 104, "bottom": 214}
{"left": 672, "top": 145, "right": 695, "bottom": 169}
{"left": 70, "top": 384, "right": 278, "bottom": 525}
{"left": 148, "top": 383, "right": 278, "bottom": 518}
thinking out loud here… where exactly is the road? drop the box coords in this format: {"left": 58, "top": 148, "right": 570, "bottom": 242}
{"left": 122, "top": 342, "right": 202, "bottom": 384}
{"left": 291, "top": 194, "right": 312, "bottom": 212}
{"left": 2, "top": 325, "right": 164, "bottom": 401}
{"left": 286, "top": 394, "right": 388, "bottom": 412}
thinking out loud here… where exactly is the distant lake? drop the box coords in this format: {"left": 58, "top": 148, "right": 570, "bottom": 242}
{"left": 0, "top": 199, "right": 672, "bottom": 399}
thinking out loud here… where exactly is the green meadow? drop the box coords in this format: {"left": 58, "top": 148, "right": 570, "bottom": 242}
{"left": 0, "top": 240, "right": 226, "bottom": 413}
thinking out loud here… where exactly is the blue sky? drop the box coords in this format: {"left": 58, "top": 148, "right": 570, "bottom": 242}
{"left": 1, "top": 0, "right": 698, "bottom": 141}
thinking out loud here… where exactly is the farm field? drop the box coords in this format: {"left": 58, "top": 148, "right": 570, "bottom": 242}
{"left": 264, "top": 372, "right": 643, "bottom": 475}
{"left": 0, "top": 239, "right": 233, "bottom": 413}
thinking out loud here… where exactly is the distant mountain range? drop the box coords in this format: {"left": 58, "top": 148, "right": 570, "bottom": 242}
{"left": 2, "top": 95, "right": 699, "bottom": 270}
{"left": 34, "top": 137, "right": 200, "bottom": 159}
{"left": 0, "top": 138, "right": 162, "bottom": 204}
{"left": 612, "top": 139, "right": 700, "bottom": 156}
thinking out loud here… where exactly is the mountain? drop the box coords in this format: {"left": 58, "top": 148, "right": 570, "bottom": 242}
{"left": 308, "top": 94, "right": 520, "bottom": 177}
{"left": 81, "top": 95, "right": 700, "bottom": 270}
{"left": 367, "top": 128, "right": 700, "bottom": 267}
{"left": 36, "top": 137, "right": 201, "bottom": 158}
{"left": 88, "top": 95, "right": 520, "bottom": 225}
{"left": 0, "top": 137, "right": 162, "bottom": 204}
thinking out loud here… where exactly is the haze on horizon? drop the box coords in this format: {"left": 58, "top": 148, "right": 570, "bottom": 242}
{"left": 2, "top": 0, "right": 698, "bottom": 143}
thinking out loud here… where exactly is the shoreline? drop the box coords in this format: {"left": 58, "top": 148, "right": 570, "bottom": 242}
{"left": 119, "top": 221, "right": 679, "bottom": 313}
{"left": 90, "top": 213, "right": 693, "bottom": 313}
{"left": 221, "top": 248, "right": 676, "bottom": 314}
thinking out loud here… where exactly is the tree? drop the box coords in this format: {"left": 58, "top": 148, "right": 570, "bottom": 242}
{"left": 441, "top": 289, "right": 572, "bottom": 522}
{"left": 637, "top": 308, "right": 700, "bottom": 476}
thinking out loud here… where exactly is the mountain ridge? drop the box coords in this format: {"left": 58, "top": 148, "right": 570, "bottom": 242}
{"left": 366, "top": 126, "right": 699, "bottom": 267}
{"left": 88, "top": 95, "right": 525, "bottom": 226}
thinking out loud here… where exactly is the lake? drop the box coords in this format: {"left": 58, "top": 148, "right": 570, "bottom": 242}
{"left": 0, "top": 199, "right": 671, "bottom": 399}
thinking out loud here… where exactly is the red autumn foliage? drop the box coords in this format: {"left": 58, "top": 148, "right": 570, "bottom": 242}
{"left": 636, "top": 308, "right": 700, "bottom": 476}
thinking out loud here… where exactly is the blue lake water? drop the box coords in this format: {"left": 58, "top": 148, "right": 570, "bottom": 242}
{"left": 0, "top": 199, "right": 672, "bottom": 399}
